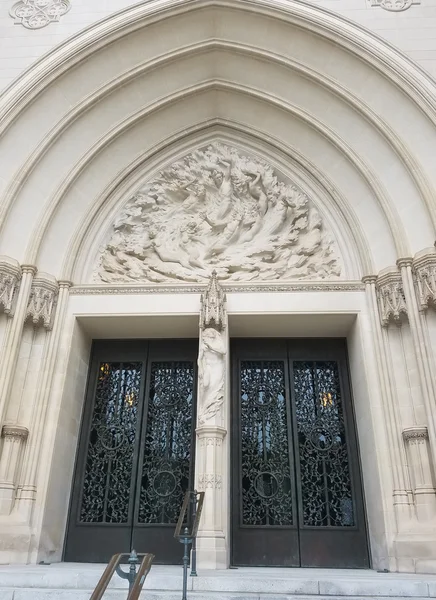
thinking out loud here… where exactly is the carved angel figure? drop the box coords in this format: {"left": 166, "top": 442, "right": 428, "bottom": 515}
{"left": 198, "top": 328, "right": 227, "bottom": 425}
{"left": 95, "top": 143, "right": 341, "bottom": 283}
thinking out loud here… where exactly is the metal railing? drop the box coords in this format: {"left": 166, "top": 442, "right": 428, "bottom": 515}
{"left": 90, "top": 551, "right": 154, "bottom": 600}
{"left": 174, "top": 490, "right": 205, "bottom": 600}
{"left": 89, "top": 489, "right": 203, "bottom": 600}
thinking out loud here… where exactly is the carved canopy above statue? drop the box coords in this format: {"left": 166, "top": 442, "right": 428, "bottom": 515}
{"left": 94, "top": 143, "right": 341, "bottom": 283}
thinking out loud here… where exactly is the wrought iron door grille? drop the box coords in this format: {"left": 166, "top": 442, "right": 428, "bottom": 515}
{"left": 80, "top": 362, "right": 142, "bottom": 524}
{"left": 293, "top": 361, "right": 354, "bottom": 528}
{"left": 240, "top": 360, "right": 294, "bottom": 526}
{"left": 138, "top": 361, "right": 195, "bottom": 525}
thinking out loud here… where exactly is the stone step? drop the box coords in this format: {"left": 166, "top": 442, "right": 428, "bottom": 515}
{"left": 0, "top": 593, "right": 435, "bottom": 600}
{"left": 1, "top": 565, "right": 436, "bottom": 599}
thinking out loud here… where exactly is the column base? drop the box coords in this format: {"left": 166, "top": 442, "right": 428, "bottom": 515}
{"left": 0, "top": 523, "right": 32, "bottom": 564}
{"left": 196, "top": 532, "right": 228, "bottom": 570}
{"left": 0, "top": 483, "right": 15, "bottom": 516}
{"left": 415, "top": 487, "right": 436, "bottom": 522}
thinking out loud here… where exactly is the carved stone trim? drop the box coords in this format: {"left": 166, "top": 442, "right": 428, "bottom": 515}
{"left": 25, "top": 274, "right": 59, "bottom": 330}
{"left": 200, "top": 271, "right": 226, "bottom": 331}
{"left": 403, "top": 426, "right": 428, "bottom": 441}
{"left": 369, "top": 0, "right": 420, "bottom": 10}
{"left": 413, "top": 250, "right": 436, "bottom": 311}
{"left": 196, "top": 426, "right": 227, "bottom": 439}
{"left": 198, "top": 474, "right": 222, "bottom": 490}
{"left": 199, "top": 437, "right": 223, "bottom": 447}
{"left": 10, "top": 0, "right": 71, "bottom": 29}
{"left": 70, "top": 281, "right": 364, "bottom": 296}
{"left": 1, "top": 425, "right": 29, "bottom": 441}
{"left": 0, "top": 257, "right": 21, "bottom": 317}
{"left": 376, "top": 270, "right": 408, "bottom": 327}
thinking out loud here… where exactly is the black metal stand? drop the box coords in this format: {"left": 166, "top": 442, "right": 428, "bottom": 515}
{"left": 174, "top": 489, "right": 204, "bottom": 600}
{"left": 179, "top": 528, "right": 192, "bottom": 600}
{"left": 116, "top": 549, "right": 139, "bottom": 594}
{"left": 190, "top": 491, "right": 198, "bottom": 577}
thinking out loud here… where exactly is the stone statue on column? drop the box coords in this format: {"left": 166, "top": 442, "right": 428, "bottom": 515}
{"left": 195, "top": 271, "right": 228, "bottom": 569}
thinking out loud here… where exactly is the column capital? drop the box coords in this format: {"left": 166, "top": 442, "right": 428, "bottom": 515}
{"left": 397, "top": 257, "right": 413, "bottom": 269}
{"left": 402, "top": 426, "right": 428, "bottom": 441}
{"left": 58, "top": 280, "right": 73, "bottom": 289}
{"left": 26, "top": 274, "right": 59, "bottom": 330}
{"left": 362, "top": 275, "right": 377, "bottom": 284}
{"left": 1, "top": 424, "right": 29, "bottom": 441}
{"left": 412, "top": 250, "right": 436, "bottom": 311}
{"left": 20, "top": 265, "right": 37, "bottom": 276}
{"left": 376, "top": 269, "right": 408, "bottom": 327}
{"left": 0, "top": 258, "right": 21, "bottom": 317}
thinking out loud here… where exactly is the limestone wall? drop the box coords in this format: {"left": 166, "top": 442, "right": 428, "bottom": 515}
{"left": 1, "top": 0, "right": 436, "bottom": 92}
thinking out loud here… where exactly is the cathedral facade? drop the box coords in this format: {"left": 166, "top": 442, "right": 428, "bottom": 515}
{"left": 1, "top": 0, "right": 436, "bottom": 574}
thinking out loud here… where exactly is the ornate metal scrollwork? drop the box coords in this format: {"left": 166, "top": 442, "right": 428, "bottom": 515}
{"left": 79, "top": 362, "right": 142, "bottom": 523}
{"left": 138, "top": 361, "right": 195, "bottom": 525}
{"left": 294, "top": 361, "right": 354, "bottom": 527}
{"left": 240, "top": 361, "right": 294, "bottom": 526}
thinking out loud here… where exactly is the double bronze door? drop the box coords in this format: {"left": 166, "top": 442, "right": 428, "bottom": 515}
{"left": 64, "top": 339, "right": 198, "bottom": 564}
{"left": 231, "top": 339, "right": 369, "bottom": 568}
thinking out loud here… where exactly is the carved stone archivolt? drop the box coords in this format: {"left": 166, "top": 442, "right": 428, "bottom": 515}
{"left": 0, "top": 257, "right": 21, "bottom": 317}
{"left": 413, "top": 249, "right": 436, "bottom": 311}
{"left": 25, "top": 275, "right": 58, "bottom": 329}
{"left": 369, "top": 0, "right": 420, "bottom": 10}
{"left": 95, "top": 143, "right": 341, "bottom": 284}
{"left": 10, "top": 0, "right": 71, "bottom": 29}
{"left": 376, "top": 270, "right": 408, "bottom": 327}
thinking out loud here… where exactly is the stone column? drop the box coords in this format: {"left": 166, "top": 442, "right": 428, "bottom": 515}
{"left": 15, "top": 276, "right": 64, "bottom": 523}
{"left": 402, "top": 427, "right": 436, "bottom": 522}
{"left": 0, "top": 264, "right": 35, "bottom": 426}
{"left": 398, "top": 258, "right": 436, "bottom": 468}
{"left": 0, "top": 425, "right": 28, "bottom": 515}
{"left": 367, "top": 273, "right": 411, "bottom": 523}
{"left": 195, "top": 272, "right": 228, "bottom": 569}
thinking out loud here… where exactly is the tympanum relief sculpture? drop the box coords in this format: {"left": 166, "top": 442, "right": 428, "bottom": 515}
{"left": 95, "top": 143, "right": 341, "bottom": 283}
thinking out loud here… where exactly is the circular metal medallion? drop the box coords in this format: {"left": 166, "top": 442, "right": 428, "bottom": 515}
{"left": 254, "top": 386, "right": 275, "bottom": 407}
{"left": 309, "top": 425, "right": 334, "bottom": 451}
{"left": 254, "top": 472, "right": 279, "bottom": 498}
{"left": 153, "top": 470, "right": 177, "bottom": 497}
{"left": 98, "top": 425, "right": 126, "bottom": 451}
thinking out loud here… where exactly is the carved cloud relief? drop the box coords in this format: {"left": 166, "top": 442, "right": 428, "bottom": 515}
{"left": 95, "top": 143, "right": 341, "bottom": 283}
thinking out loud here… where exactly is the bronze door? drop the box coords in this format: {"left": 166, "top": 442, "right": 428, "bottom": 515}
{"left": 231, "top": 339, "right": 369, "bottom": 568}
{"left": 64, "top": 339, "right": 197, "bottom": 564}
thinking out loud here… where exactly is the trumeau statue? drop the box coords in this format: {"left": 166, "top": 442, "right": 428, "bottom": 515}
{"left": 197, "top": 327, "right": 227, "bottom": 425}
{"left": 94, "top": 143, "right": 341, "bottom": 283}
{"left": 198, "top": 272, "right": 227, "bottom": 425}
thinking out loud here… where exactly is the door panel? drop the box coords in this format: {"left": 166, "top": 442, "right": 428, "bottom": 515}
{"left": 231, "top": 339, "right": 369, "bottom": 569}
{"left": 64, "top": 339, "right": 197, "bottom": 564}
{"left": 132, "top": 341, "right": 197, "bottom": 563}
{"left": 231, "top": 340, "right": 299, "bottom": 567}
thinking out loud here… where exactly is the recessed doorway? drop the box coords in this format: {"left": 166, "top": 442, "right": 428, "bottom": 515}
{"left": 64, "top": 339, "right": 198, "bottom": 564}
{"left": 231, "top": 338, "right": 369, "bottom": 568}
